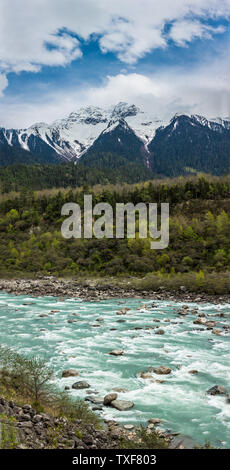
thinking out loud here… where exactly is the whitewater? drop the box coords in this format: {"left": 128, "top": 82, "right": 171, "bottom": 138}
{"left": 0, "top": 291, "right": 229, "bottom": 448}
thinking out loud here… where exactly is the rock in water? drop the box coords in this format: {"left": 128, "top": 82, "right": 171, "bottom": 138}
{"left": 206, "top": 385, "right": 227, "bottom": 395}
{"left": 140, "top": 372, "right": 153, "bottom": 379}
{"left": 148, "top": 418, "right": 162, "bottom": 425}
{"left": 111, "top": 400, "right": 134, "bottom": 411}
{"left": 62, "top": 369, "right": 80, "bottom": 378}
{"left": 152, "top": 366, "right": 171, "bottom": 375}
{"left": 212, "top": 329, "right": 222, "bottom": 336}
{"left": 72, "top": 381, "right": 90, "bottom": 390}
{"left": 109, "top": 349, "right": 124, "bottom": 356}
{"left": 103, "top": 393, "right": 118, "bottom": 406}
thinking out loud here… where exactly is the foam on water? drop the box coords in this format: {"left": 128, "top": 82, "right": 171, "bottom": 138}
{"left": 0, "top": 291, "right": 229, "bottom": 447}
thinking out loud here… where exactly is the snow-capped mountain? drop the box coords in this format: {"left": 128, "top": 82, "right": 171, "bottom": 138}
{"left": 0, "top": 103, "right": 230, "bottom": 175}
{"left": 0, "top": 103, "right": 165, "bottom": 162}
{"left": 148, "top": 113, "right": 230, "bottom": 176}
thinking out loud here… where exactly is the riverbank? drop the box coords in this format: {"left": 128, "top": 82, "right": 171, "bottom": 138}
{"left": 0, "top": 277, "right": 229, "bottom": 304}
{"left": 1, "top": 396, "right": 195, "bottom": 449}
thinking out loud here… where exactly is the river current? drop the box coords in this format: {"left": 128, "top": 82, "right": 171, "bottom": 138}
{"left": 0, "top": 291, "right": 229, "bottom": 448}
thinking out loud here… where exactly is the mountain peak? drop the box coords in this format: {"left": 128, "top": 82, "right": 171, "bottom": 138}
{"left": 111, "top": 102, "right": 140, "bottom": 119}
{"left": 1, "top": 106, "right": 230, "bottom": 172}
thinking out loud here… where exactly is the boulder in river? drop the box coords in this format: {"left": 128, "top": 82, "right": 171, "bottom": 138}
{"left": 212, "top": 329, "right": 222, "bottom": 336}
{"left": 109, "top": 349, "right": 124, "bottom": 356}
{"left": 155, "top": 329, "right": 165, "bottom": 335}
{"left": 116, "top": 308, "right": 130, "bottom": 315}
{"left": 193, "top": 318, "right": 207, "bottom": 325}
{"left": 111, "top": 400, "right": 134, "bottom": 411}
{"left": 140, "top": 372, "right": 153, "bottom": 379}
{"left": 205, "top": 321, "right": 216, "bottom": 328}
{"left": 152, "top": 366, "right": 171, "bottom": 375}
{"left": 148, "top": 418, "right": 162, "bottom": 425}
{"left": 103, "top": 393, "right": 118, "bottom": 406}
{"left": 206, "top": 385, "right": 227, "bottom": 395}
{"left": 62, "top": 369, "right": 80, "bottom": 378}
{"left": 72, "top": 381, "right": 90, "bottom": 390}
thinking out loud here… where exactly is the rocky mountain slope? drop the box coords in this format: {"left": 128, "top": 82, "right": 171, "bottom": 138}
{"left": 0, "top": 103, "right": 230, "bottom": 175}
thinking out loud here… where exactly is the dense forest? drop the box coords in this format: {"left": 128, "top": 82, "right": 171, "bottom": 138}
{"left": 0, "top": 158, "right": 153, "bottom": 193}
{"left": 148, "top": 115, "right": 230, "bottom": 176}
{"left": 0, "top": 176, "right": 229, "bottom": 293}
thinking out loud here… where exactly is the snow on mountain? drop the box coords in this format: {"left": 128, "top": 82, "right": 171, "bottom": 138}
{"left": 1, "top": 103, "right": 230, "bottom": 163}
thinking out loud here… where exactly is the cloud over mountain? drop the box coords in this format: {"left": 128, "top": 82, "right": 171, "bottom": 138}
{"left": 0, "top": 0, "right": 229, "bottom": 73}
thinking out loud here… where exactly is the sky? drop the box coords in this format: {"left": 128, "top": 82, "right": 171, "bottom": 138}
{"left": 0, "top": 0, "right": 230, "bottom": 128}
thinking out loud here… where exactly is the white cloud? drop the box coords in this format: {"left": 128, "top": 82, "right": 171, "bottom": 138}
{"left": 0, "top": 0, "right": 230, "bottom": 126}
{"left": 84, "top": 63, "right": 230, "bottom": 119}
{"left": 2, "top": 48, "right": 230, "bottom": 129}
{"left": 0, "top": 0, "right": 229, "bottom": 73}
{"left": 0, "top": 73, "right": 8, "bottom": 96}
{"left": 169, "top": 20, "right": 226, "bottom": 46}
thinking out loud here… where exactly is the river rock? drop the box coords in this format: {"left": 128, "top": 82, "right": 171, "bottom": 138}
{"left": 72, "top": 381, "right": 90, "bottom": 390}
{"left": 62, "top": 369, "right": 80, "bottom": 378}
{"left": 140, "top": 372, "right": 153, "bottom": 379}
{"left": 206, "top": 385, "right": 227, "bottom": 395}
{"left": 103, "top": 393, "right": 118, "bottom": 406}
{"left": 212, "top": 329, "right": 222, "bottom": 336}
{"left": 109, "top": 349, "right": 124, "bottom": 356}
{"left": 155, "top": 329, "right": 165, "bottom": 335}
{"left": 91, "top": 397, "right": 104, "bottom": 405}
{"left": 152, "top": 366, "right": 171, "bottom": 375}
{"left": 148, "top": 418, "right": 162, "bottom": 425}
{"left": 188, "top": 370, "right": 198, "bottom": 374}
{"left": 111, "top": 400, "right": 134, "bottom": 411}
{"left": 117, "top": 308, "right": 130, "bottom": 315}
{"left": 193, "top": 318, "right": 207, "bottom": 325}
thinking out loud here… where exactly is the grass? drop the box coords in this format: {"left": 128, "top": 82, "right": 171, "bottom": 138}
{"left": 0, "top": 270, "right": 229, "bottom": 295}
{"left": 119, "top": 427, "right": 169, "bottom": 449}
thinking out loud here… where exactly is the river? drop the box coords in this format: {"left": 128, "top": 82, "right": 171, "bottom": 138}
{"left": 0, "top": 291, "right": 229, "bottom": 448}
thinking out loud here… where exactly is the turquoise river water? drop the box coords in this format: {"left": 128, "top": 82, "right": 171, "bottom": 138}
{"left": 0, "top": 291, "right": 229, "bottom": 448}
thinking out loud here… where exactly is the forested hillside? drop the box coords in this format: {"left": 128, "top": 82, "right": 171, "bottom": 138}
{"left": 0, "top": 176, "right": 229, "bottom": 293}
{"left": 0, "top": 159, "right": 153, "bottom": 193}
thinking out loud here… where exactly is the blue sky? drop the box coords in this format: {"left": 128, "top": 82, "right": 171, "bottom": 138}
{"left": 0, "top": 0, "right": 230, "bottom": 127}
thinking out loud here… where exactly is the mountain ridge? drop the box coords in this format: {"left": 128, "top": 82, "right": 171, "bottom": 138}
{"left": 0, "top": 103, "right": 230, "bottom": 175}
